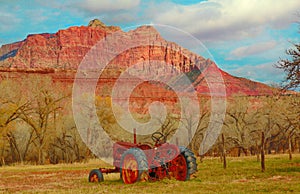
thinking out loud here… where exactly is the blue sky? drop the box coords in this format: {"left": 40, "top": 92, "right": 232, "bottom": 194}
{"left": 1, "top": 0, "right": 299, "bottom": 85}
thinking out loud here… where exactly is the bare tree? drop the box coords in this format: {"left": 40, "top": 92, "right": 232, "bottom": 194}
{"left": 0, "top": 75, "right": 76, "bottom": 164}
{"left": 21, "top": 90, "right": 65, "bottom": 164}
{"left": 48, "top": 114, "right": 88, "bottom": 163}
{"left": 151, "top": 113, "right": 179, "bottom": 141}
{"left": 0, "top": 80, "right": 33, "bottom": 164}
{"left": 258, "top": 94, "right": 300, "bottom": 156}
{"left": 224, "top": 96, "right": 259, "bottom": 156}
{"left": 275, "top": 18, "right": 300, "bottom": 90}
{"left": 0, "top": 79, "right": 31, "bottom": 129}
{"left": 281, "top": 94, "right": 300, "bottom": 160}
{"left": 255, "top": 96, "right": 282, "bottom": 155}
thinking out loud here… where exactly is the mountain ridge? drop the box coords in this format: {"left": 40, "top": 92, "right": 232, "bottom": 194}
{"left": 0, "top": 19, "right": 277, "bottom": 96}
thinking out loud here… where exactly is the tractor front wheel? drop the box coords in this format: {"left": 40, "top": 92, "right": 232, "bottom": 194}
{"left": 120, "top": 148, "right": 148, "bottom": 184}
{"left": 88, "top": 169, "right": 104, "bottom": 182}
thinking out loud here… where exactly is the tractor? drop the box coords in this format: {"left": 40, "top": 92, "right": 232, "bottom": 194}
{"left": 88, "top": 129, "right": 197, "bottom": 184}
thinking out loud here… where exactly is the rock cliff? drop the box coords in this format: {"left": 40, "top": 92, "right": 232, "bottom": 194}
{"left": 0, "top": 19, "right": 276, "bottom": 96}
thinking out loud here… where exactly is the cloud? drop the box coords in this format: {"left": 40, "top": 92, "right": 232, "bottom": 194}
{"left": 228, "top": 41, "right": 277, "bottom": 59}
{"left": 227, "top": 62, "right": 284, "bottom": 84}
{"left": 0, "top": 12, "right": 21, "bottom": 31}
{"left": 43, "top": 0, "right": 144, "bottom": 26}
{"left": 0, "top": 2, "right": 23, "bottom": 33}
{"left": 150, "top": 0, "right": 300, "bottom": 42}
{"left": 76, "top": 0, "right": 140, "bottom": 13}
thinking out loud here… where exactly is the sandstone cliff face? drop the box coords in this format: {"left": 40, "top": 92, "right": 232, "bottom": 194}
{"left": 0, "top": 40, "right": 24, "bottom": 61}
{"left": 0, "top": 25, "right": 120, "bottom": 70}
{"left": 0, "top": 20, "right": 276, "bottom": 96}
{"left": 0, "top": 22, "right": 203, "bottom": 72}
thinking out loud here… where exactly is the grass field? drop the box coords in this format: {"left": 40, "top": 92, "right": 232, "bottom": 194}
{"left": 0, "top": 154, "right": 299, "bottom": 194}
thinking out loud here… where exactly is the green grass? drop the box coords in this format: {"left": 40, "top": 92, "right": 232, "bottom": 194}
{"left": 0, "top": 154, "right": 299, "bottom": 193}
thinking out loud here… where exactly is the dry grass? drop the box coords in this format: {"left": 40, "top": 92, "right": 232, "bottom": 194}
{"left": 0, "top": 154, "right": 299, "bottom": 193}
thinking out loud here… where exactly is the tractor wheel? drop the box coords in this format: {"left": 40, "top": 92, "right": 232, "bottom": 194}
{"left": 88, "top": 169, "right": 104, "bottom": 182}
{"left": 179, "top": 146, "right": 197, "bottom": 179}
{"left": 170, "top": 153, "right": 188, "bottom": 181}
{"left": 120, "top": 148, "right": 148, "bottom": 184}
{"left": 171, "top": 146, "right": 197, "bottom": 181}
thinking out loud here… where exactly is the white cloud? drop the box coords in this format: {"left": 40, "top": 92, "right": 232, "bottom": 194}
{"left": 151, "top": 0, "right": 300, "bottom": 42}
{"left": 227, "top": 62, "right": 284, "bottom": 84}
{"left": 77, "top": 0, "right": 140, "bottom": 13}
{"left": 0, "top": 11, "right": 21, "bottom": 32}
{"left": 229, "top": 41, "right": 277, "bottom": 59}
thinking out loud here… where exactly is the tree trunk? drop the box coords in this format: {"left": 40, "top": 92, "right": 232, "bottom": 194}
{"left": 222, "top": 134, "right": 226, "bottom": 169}
{"left": 200, "top": 155, "right": 204, "bottom": 163}
{"left": 261, "top": 132, "right": 265, "bottom": 172}
{"left": 38, "top": 147, "right": 44, "bottom": 165}
{"left": 9, "top": 141, "right": 17, "bottom": 163}
{"left": 288, "top": 133, "right": 292, "bottom": 160}
{"left": 1, "top": 156, "right": 5, "bottom": 166}
{"left": 298, "top": 139, "right": 300, "bottom": 153}
{"left": 256, "top": 141, "right": 260, "bottom": 162}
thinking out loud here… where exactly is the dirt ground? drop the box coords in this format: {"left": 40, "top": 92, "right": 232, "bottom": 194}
{"left": 0, "top": 167, "right": 90, "bottom": 192}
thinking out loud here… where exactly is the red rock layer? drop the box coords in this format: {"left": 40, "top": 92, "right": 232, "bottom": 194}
{"left": 0, "top": 21, "right": 277, "bottom": 97}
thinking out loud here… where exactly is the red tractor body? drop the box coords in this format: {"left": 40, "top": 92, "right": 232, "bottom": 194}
{"left": 89, "top": 130, "right": 197, "bottom": 184}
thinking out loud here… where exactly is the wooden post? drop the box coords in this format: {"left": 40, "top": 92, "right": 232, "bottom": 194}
{"left": 261, "top": 132, "right": 265, "bottom": 172}
{"left": 133, "top": 128, "right": 137, "bottom": 144}
{"left": 222, "top": 134, "right": 227, "bottom": 169}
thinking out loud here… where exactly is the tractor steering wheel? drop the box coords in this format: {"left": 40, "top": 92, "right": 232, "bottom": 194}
{"left": 151, "top": 132, "right": 166, "bottom": 145}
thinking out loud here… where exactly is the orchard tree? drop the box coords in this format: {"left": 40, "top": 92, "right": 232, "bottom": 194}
{"left": 223, "top": 96, "right": 259, "bottom": 156}
{"left": 281, "top": 94, "right": 300, "bottom": 160}
{"left": 276, "top": 21, "right": 300, "bottom": 90}
{"left": 18, "top": 76, "right": 67, "bottom": 164}
{"left": 0, "top": 80, "right": 30, "bottom": 128}
{"left": 0, "top": 80, "right": 33, "bottom": 164}
{"left": 48, "top": 115, "right": 88, "bottom": 164}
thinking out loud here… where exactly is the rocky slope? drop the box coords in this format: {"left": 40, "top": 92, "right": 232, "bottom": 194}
{"left": 0, "top": 19, "right": 276, "bottom": 96}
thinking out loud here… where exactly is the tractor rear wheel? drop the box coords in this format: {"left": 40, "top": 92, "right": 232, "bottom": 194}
{"left": 179, "top": 146, "right": 197, "bottom": 179}
{"left": 171, "top": 147, "right": 197, "bottom": 181}
{"left": 120, "top": 148, "right": 148, "bottom": 184}
{"left": 171, "top": 153, "right": 188, "bottom": 181}
{"left": 88, "top": 169, "right": 104, "bottom": 182}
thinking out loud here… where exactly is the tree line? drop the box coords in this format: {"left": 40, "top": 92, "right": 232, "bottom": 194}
{"left": 0, "top": 76, "right": 90, "bottom": 165}
{"left": 0, "top": 75, "right": 299, "bottom": 166}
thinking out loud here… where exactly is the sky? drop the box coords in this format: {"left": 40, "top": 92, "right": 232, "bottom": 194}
{"left": 0, "top": 0, "right": 299, "bottom": 86}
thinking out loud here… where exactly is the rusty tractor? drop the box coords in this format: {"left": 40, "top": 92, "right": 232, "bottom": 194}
{"left": 88, "top": 129, "right": 197, "bottom": 184}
